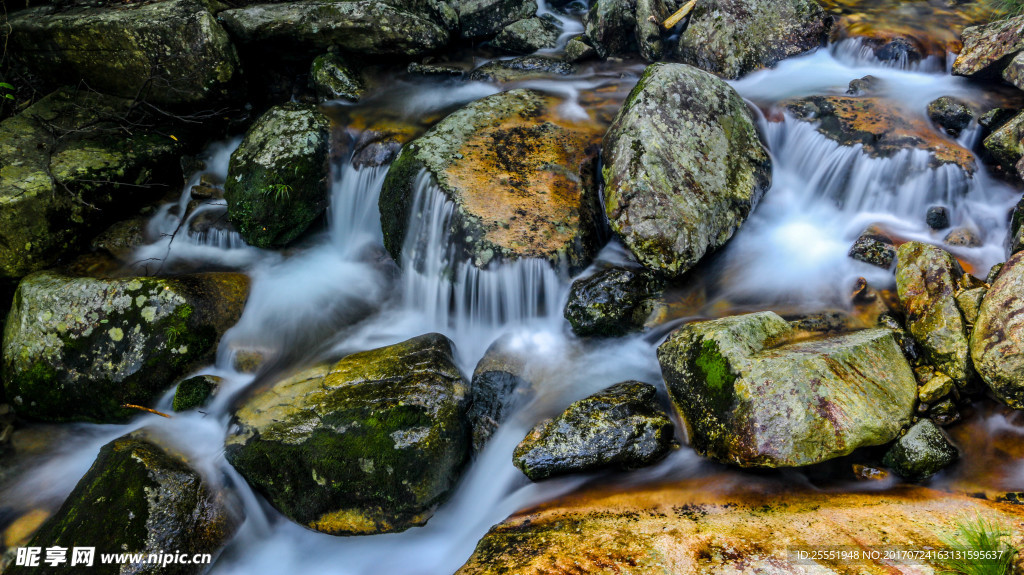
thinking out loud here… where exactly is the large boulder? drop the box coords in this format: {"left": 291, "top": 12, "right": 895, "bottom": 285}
{"left": 6, "top": 431, "right": 239, "bottom": 575}
{"left": 895, "top": 242, "right": 971, "bottom": 386}
{"left": 380, "top": 89, "right": 603, "bottom": 272}
{"left": 657, "top": 312, "right": 917, "bottom": 467}
{"left": 6, "top": 0, "right": 240, "bottom": 105}
{"left": 674, "top": 0, "right": 832, "bottom": 79}
{"left": 513, "top": 381, "right": 674, "bottom": 480}
{"left": 971, "top": 251, "right": 1024, "bottom": 409}
{"left": 454, "top": 0, "right": 537, "bottom": 38}
{"left": 455, "top": 478, "right": 1024, "bottom": 574}
{"left": 603, "top": 63, "right": 771, "bottom": 278}
{"left": 225, "top": 334, "right": 470, "bottom": 535}
{"left": 219, "top": 0, "right": 456, "bottom": 57}
{"left": 953, "top": 14, "right": 1024, "bottom": 79}
{"left": 0, "top": 88, "right": 180, "bottom": 280}
{"left": 224, "top": 103, "right": 331, "bottom": 249}
{"left": 2, "top": 271, "right": 249, "bottom": 422}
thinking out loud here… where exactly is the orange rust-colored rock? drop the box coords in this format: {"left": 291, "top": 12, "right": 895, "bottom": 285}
{"left": 456, "top": 476, "right": 1024, "bottom": 574}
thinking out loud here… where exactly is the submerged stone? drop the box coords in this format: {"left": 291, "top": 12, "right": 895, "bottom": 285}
{"left": 172, "top": 375, "right": 222, "bottom": 412}
{"left": 882, "top": 420, "right": 959, "bottom": 481}
{"left": 971, "top": 251, "right": 1024, "bottom": 409}
{"left": 603, "top": 63, "right": 771, "bottom": 278}
{"left": 225, "top": 334, "right": 470, "bottom": 535}
{"left": 513, "top": 381, "right": 674, "bottom": 480}
{"left": 657, "top": 311, "right": 917, "bottom": 468}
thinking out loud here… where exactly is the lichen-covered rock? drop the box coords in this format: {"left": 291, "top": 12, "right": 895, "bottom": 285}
{"left": 467, "top": 56, "right": 575, "bottom": 82}
{"left": 784, "top": 96, "right": 976, "bottom": 174}
{"left": 895, "top": 242, "right": 971, "bottom": 386}
{"left": 565, "top": 35, "right": 598, "bottom": 62}
{"left": 311, "top": 53, "right": 365, "bottom": 102}
{"left": 982, "top": 110, "right": 1024, "bottom": 176}
{"left": 0, "top": 88, "right": 180, "bottom": 280}
{"left": 953, "top": 14, "right": 1024, "bottom": 79}
{"left": 468, "top": 336, "right": 534, "bottom": 451}
{"left": 6, "top": 0, "right": 240, "bottom": 105}
{"left": 1003, "top": 51, "right": 1024, "bottom": 91}
{"left": 1009, "top": 196, "right": 1024, "bottom": 256}
{"left": 454, "top": 478, "right": 1024, "bottom": 575}
{"left": 944, "top": 226, "right": 982, "bottom": 248}
{"left": 224, "top": 103, "right": 330, "bottom": 248}
{"left": 2, "top": 271, "right": 249, "bottom": 422}
{"left": 956, "top": 286, "right": 987, "bottom": 328}
{"left": 225, "top": 334, "right": 470, "bottom": 535}
{"left": 635, "top": 0, "right": 671, "bottom": 61}
{"left": 513, "top": 381, "right": 673, "bottom": 480}
{"left": 882, "top": 420, "right": 959, "bottom": 481}
{"left": 657, "top": 312, "right": 917, "bottom": 467}
{"left": 971, "top": 251, "right": 1024, "bottom": 409}
{"left": 379, "top": 89, "right": 602, "bottom": 271}
{"left": 584, "top": 0, "right": 636, "bottom": 57}
{"left": 848, "top": 225, "right": 896, "bottom": 269}
{"left": 673, "top": 0, "right": 832, "bottom": 79}
{"left": 491, "top": 15, "right": 562, "bottom": 54}
{"left": 563, "top": 267, "right": 664, "bottom": 336}
{"left": 919, "top": 372, "right": 954, "bottom": 404}
{"left": 927, "top": 96, "right": 974, "bottom": 137}
{"left": 219, "top": 0, "right": 455, "bottom": 57}
{"left": 5, "top": 431, "right": 239, "bottom": 575}
{"left": 172, "top": 375, "right": 222, "bottom": 412}
{"left": 455, "top": 0, "right": 537, "bottom": 38}
{"left": 603, "top": 64, "right": 771, "bottom": 278}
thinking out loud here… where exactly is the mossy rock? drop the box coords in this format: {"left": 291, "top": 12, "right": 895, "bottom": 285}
{"left": 491, "top": 15, "right": 562, "bottom": 54}
{"left": 0, "top": 87, "right": 181, "bottom": 281}
{"left": 219, "top": 0, "right": 455, "bottom": 56}
{"left": 454, "top": 0, "right": 538, "bottom": 38}
{"left": 657, "top": 311, "right": 917, "bottom": 467}
{"left": 584, "top": 0, "right": 637, "bottom": 58}
{"left": 971, "top": 251, "right": 1024, "bottom": 409}
{"left": 2, "top": 271, "right": 249, "bottom": 422}
{"left": 379, "top": 89, "right": 603, "bottom": 272}
{"left": 224, "top": 333, "right": 470, "bottom": 535}
{"left": 224, "top": 103, "right": 331, "bottom": 249}
{"left": 895, "top": 242, "right": 971, "bottom": 386}
{"left": 310, "top": 53, "right": 365, "bottom": 103}
{"left": 848, "top": 225, "right": 896, "bottom": 269}
{"left": 563, "top": 267, "right": 664, "bottom": 336}
{"left": 5, "top": 430, "right": 239, "bottom": 575}
{"left": 927, "top": 96, "right": 974, "bottom": 137}
{"left": 7, "top": 0, "right": 240, "bottom": 105}
{"left": 603, "top": 63, "right": 771, "bottom": 278}
{"left": 467, "top": 56, "right": 576, "bottom": 83}
{"left": 882, "top": 419, "right": 959, "bottom": 481}
{"left": 673, "top": 0, "right": 832, "bottom": 79}
{"left": 953, "top": 14, "right": 1024, "bottom": 79}
{"left": 513, "top": 381, "right": 674, "bottom": 480}
{"left": 982, "top": 110, "right": 1024, "bottom": 176}
{"left": 172, "top": 375, "right": 222, "bottom": 412}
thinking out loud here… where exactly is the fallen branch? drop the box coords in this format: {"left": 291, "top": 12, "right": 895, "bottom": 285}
{"left": 121, "top": 404, "right": 172, "bottom": 418}
{"left": 663, "top": 0, "right": 697, "bottom": 29}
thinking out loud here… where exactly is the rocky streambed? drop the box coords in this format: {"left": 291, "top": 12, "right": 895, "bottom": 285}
{"left": 3, "top": 0, "right": 1024, "bottom": 573}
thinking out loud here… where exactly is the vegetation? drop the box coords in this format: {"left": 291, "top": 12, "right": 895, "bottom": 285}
{"left": 935, "top": 514, "right": 1019, "bottom": 575}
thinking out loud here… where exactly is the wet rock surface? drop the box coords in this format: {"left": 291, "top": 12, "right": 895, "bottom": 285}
{"left": 455, "top": 0, "right": 537, "bottom": 38}
{"left": 491, "top": 15, "right": 562, "bottom": 53}
{"left": 953, "top": 14, "right": 1024, "bottom": 79}
{"left": 512, "top": 381, "right": 674, "bottom": 480}
{"left": 172, "top": 375, "right": 222, "bottom": 412}
{"left": 563, "top": 267, "right": 664, "bottom": 336}
{"left": 972, "top": 251, "right": 1024, "bottom": 409}
{"left": 927, "top": 96, "right": 974, "bottom": 137}
{"left": 848, "top": 225, "right": 896, "bottom": 269}
{"left": 225, "top": 334, "right": 470, "bottom": 535}
{"left": 468, "top": 336, "right": 534, "bottom": 452}
{"left": 882, "top": 419, "right": 959, "bottom": 481}
{"left": 467, "top": 56, "right": 576, "bottom": 82}
{"left": 603, "top": 63, "right": 771, "bottom": 278}
{"left": 311, "top": 53, "right": 365, "bottom": 103}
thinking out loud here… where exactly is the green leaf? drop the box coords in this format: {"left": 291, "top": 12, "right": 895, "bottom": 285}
{"left": 0, "top": 82, "right": 14, "bottom": 90}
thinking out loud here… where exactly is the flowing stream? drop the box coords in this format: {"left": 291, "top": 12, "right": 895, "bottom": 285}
{"left": 5, "top": 16, "right": 1024, "bottom": 575}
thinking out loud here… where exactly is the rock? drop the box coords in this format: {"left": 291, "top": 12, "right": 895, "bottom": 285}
{"left": 875, "top": 36, "right": 924, "bottom": 66}
{"left": 895, "top": 242, "right": 971, "bottom": 386}
{"left": 927, "top": 96, "right": 974, "bottom": 137}
{"left": 926, "top": 205, "right": 950, "bottom": 230}
{"left": 784, "top": 96, "right": 976, "bottom": 174}
{"left": 919, "top": 372, "right": 954, "bottom": 404}
{"left": 225, "top": 334, "right": 470, "bottom": 535}
{"left": 379, "top": 89, "right": 602, "bottom": 271}
{"left": 224, "top": 103, "right": 331, "bottom": 249}
{"left": 971, "top": 251, "right": 1024, "bottom": 409}
{"left": 454, "top": 478, "right": 1024, "bottom": 574}
{"left": 882, "top": 420, "right": 959, "bottom": 481}
{"left": 983, "top": 110, "right": 1024, "bottom": 176}
{"left": 673, "top": 0, "right": 832, "bottom": 79}
{"left": 467, "top": 56, "right": 575, "bottom": 82}
{"left": 491, "top": 15, "right": 562, "bottom": 53}
{"left": 6, "top": 431, "right": 239, "bottom": 575}
{"left": 512, "top": 381, "right": 673, "bottom": 480}
{"left": 91, "top": 215, "right": 150, "bottom": 262}
{"left": 1009, "top": 196, "right": 1024, "bottom": 256}
{"left": 788, "top": 310, "right": 851, "bottom": 334}
{"left": 657, "top": 311, "right": 917, "bottom": 467}
{"left": 584, "top": 0, "right": 636, "bottom": 57}
{"left": 2, "top": 271, "right": 249, "bottom": 422}
{"left": 848, "top": 224, "right": 896, "bottom": 269}
{"left": 191, "top": 182, "right": 222, "bottom": 201}
{"left": 846, "top": 74, "right": 882, "bottom": 95}
{"left": 172, "top": 375, "right": 222, "bottom": 412}
{"left": 408, "top": 62, "right": 467, "bottom": 79}
{"left": 6, "top": 0, "right": 239, "bottom": 105}
{"left": 944, "top": 227, "right": 983, "bottom": 248}
{"left": 351, "top": 130, "right": 405, "bottom": 168}
{"left": 1003, "top": 51, "right": 1024, "bottom": 91}
{"left": 564, "top": 35, "right": 598, "bottom": 62}
{"left": 603, "top": 64, "right": 771, "bottom": 278}
{"left": 0, "top": 88, "right": 180, "bottom": 280}
{"left": 455, "top": 0, "right": 537, "bottom": 38}
{"left": 930, "top": 398, "right": 961, "bottom": 426}
{"left": 563, "top": 267, "right": 664, "bottom": 336}
{"left": 311, "top": 53, "right": 365, "bottom": 103}
{"left": 218, "top": 0, "right": 455, "bottom": 57}
{"left": 635, "top": 0, "right": 669, "bottom": 61}
{"left": 953, "top": 14, "right": 1024, "bottom": 79}
{"left": 979, "top": 107, "right": 1018, "bottom": 132}
{"left": 879, "top": 313, "right": 922, "bottom": 365}
{"left": 187, "top": 206, "right": 240, "bottom": 244}
{"left": 468, "top": 336, "right": 534, "bottom": 451}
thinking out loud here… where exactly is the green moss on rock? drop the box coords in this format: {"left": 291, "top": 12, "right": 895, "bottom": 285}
{"left": 882, "top": 420, "right": 959, "bottom": 481}
{"left": 971, "top": 251, "right": 1024, "bottom": 409}
{"left": 172, "top": 375, "right": 222, "bottom": 412}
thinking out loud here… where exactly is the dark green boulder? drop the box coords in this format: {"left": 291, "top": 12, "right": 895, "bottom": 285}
{"left": 882, "top": 420, "right": 959, "bottom": 481}
{"left": 563, "top": 267, "right": 663, "bottom": 336}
